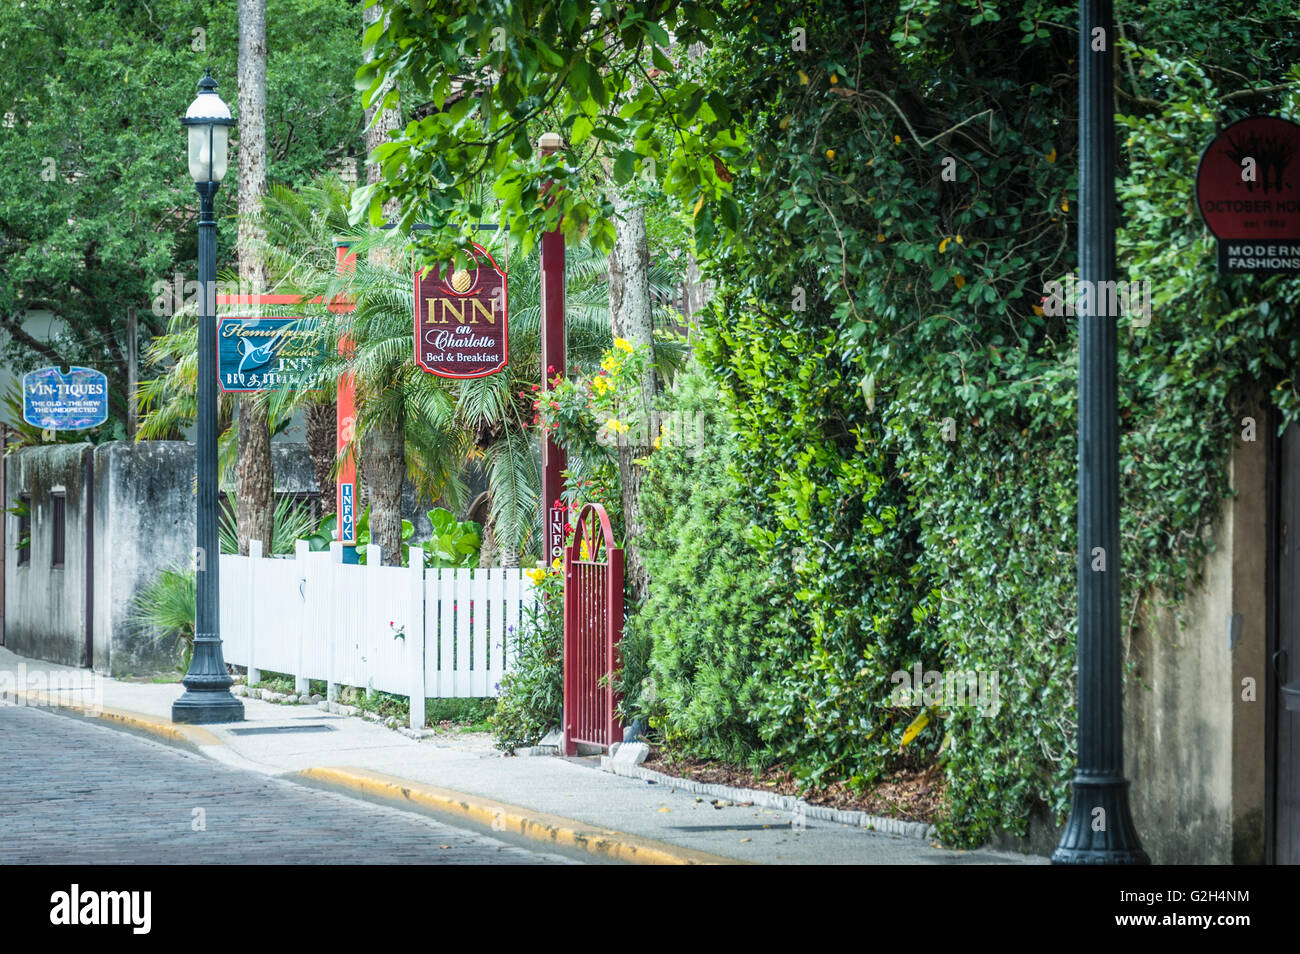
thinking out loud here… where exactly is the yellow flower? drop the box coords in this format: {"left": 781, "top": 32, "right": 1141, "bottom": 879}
{"left": 894, "top": 134, "right": 901, "bottom": 145}
{"left": 580, "top": 540, "right": 590, "bottom": 560}
{"left": 551, "top": 557, "right": 562, "bottom": 570}
{"left": 1061, "top": 199, "right": 1069, "bottom": 212}
{"left": 601, "top": 354, "right": 618, "bottom": 373}
{"left": 953, "top": 274, "right": 966, "bottom": 289}
{"left": 606, "top": 418, "right": 629, "bottom": 434}
{"left": 1045, "top": 147, "right": 1057, "bottom": 164}
{"left": 591, "top": 376, "right": 609, "bottom": 395}
{"left": 939, "top": 237, "right": 950, "bottom": 253}
{"left": 653, "top": 435, "right": 663, "bottom": 449}
{"left": 526, "top": 567, "right": 546, "bottom": 583}
{"left": 613, "top": 337, "right": 633, "bottom": 354}
{"left": 825, "top": 148, "right": 835, "bottom": 160}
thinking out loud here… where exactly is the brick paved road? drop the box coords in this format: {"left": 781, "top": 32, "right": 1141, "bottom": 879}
{"left": 0, "top": 704, "right": 576, "bottom": 864}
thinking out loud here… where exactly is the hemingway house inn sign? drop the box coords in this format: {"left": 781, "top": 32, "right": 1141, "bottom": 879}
{"left": 414, "top": 244, "right": 508, "bottom": 378}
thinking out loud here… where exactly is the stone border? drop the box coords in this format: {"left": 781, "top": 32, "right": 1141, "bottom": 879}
{"left": 600, "top": 758, "right": 936, "bottom": 842}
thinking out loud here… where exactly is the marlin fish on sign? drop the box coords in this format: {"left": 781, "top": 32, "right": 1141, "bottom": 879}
{"left": 236, "top": 332, "right": 283, "bottom": 376}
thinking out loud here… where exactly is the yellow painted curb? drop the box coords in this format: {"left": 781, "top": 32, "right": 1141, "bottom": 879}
{"left": 297, "top": 766, "right": 749, "bottom": 866}
{"left": 13, "top": 690, "right": 225, "bottom": 749}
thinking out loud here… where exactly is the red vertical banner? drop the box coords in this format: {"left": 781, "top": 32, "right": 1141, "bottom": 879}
{"left": 334, "top": 241, "right": 359, "bottom": 561}
{"left": 539, "top": 134, "right": 567, "bottom": 565}
{"left": 541, "top": 225, "right": 566, "bottom": 564}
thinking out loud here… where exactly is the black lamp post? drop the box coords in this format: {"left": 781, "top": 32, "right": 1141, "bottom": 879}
{"left": 173, "top": 70, "right": 244, "bottom": 725}
{"left": 1052, "top": 0, "right": 1146, "bottom": 863}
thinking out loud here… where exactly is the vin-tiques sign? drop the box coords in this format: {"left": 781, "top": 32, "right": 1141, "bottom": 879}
{"left": 22, "top": 366, "right": 109, "bottom": 430}
{"left": 414, "top": 244, "right": 508, "bottom": 379}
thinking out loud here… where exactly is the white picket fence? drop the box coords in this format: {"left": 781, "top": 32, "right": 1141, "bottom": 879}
{"left": 219, "top": 541, "right": 537, "bottom": 728}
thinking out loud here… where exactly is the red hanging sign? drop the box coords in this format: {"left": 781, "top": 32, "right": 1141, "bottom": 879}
{"left": 414, "top": 244, "right": 508, "bottom": 378}
{"left": 1195, "top": 115, "right": 1300, "bottom": 273}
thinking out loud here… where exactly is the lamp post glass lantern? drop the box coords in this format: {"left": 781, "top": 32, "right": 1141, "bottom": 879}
{"left": 172, "top": 70, "right": 243, "bottom": 724}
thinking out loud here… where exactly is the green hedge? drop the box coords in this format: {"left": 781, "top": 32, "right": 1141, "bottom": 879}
{"left": 634, "top": 0, "right": 1300, "bottom": 847}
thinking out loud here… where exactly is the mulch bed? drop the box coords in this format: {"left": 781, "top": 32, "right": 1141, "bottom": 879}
{"left": 640, "top": 753, "right": 945, "bottom": 825}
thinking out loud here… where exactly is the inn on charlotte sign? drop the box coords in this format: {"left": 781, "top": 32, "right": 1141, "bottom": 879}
{"left": 414, "top": 244, "right": 508, "bottom": 379}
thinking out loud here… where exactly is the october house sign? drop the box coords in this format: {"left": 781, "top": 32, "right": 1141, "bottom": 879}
{"left": 1195, "top": 115, "right": 1300, "bottom": 274}
{"left": 414, "top": 244, "right": 508, "bottom": 378}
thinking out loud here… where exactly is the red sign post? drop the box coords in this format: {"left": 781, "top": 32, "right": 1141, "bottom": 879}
{"left": 1196, "top": 115, "right": 1300, "bottom": 273}
{"left": 539, "top": 132, "right": 567, "bottom": 566}
{"left": 334, "top": 241, "right": 359, "bottom": 562}
{"left": 414, "top": 244, "right": 508, "bottom": 379}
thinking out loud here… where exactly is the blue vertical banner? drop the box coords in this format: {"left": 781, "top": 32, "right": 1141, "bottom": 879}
{"left": 339, "top": 482, "right": 355, "bottom": 544}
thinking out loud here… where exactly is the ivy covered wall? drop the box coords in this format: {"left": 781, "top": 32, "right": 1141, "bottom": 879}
{"left": 629, "top": 0, "right": 1300, "bottom": 848}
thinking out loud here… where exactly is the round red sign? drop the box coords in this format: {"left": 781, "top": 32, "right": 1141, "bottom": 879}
{"left": 1195, "top": 115, "right": 1300, "bottom": 272}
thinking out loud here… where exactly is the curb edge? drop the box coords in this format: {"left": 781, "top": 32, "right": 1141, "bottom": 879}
{"left": 295, "top": 765, "right": 751, "bottom": 866}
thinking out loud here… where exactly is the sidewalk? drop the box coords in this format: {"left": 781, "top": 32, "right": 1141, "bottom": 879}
{"left": 0, "top": 647, "right": 1044, "bottom": 865}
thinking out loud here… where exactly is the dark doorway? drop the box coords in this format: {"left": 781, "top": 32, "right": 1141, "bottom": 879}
{"left": 1273, "top": 418, "right": 1300, "bottom": 863}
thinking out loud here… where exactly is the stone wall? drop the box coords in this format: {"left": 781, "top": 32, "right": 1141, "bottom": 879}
{"left": 1125, "top": 432, "right": 1268, "bottom": 864}
{"left": 3, "top": 443, "right": 93, "bottom": 667}
{"left": 92, "top": 441, "right": 197, "bottom": 675}
{"left": 7, "top": 440, "right": 331, "bottom": 677}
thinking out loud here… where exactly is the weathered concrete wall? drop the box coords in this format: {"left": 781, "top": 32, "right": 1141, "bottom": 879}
{"left": 1126, "top": 435, "right": 1268, "bottom": 864}
{"left": 220, "top": 443, "right": 319, "bottom": 496}
{"left": 93, "top": 441, "right": 196, "bottom": 676}
{"left": 6, "top": 440, "right": 339, "bottom": 677}
{"left": 3, "top": 444, "right": 92, "bottom": 666}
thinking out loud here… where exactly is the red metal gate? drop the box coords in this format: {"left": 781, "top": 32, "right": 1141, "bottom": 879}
{"left": 562, "top": 503, "right": 624, "bottom": 754}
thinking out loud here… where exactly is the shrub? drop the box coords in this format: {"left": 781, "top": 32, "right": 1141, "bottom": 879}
{"left": 130, "top": 565, "right": 197, "bottom": 672}
{"left": 489, "top": 565, "right": 564, "bottom": 750}
{"left": 621, "top": 366, "right": 795, "bottom": 766}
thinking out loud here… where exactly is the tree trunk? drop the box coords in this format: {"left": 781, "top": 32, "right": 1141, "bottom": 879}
{"left": 235, "top": 398, "right": 273, "bottom": 553}
{"left": 235, "top": 0, "right": 272, "bottom": 556}
{"left": 305, "top": 397, "right": 336, "bottom": 515}
{"left": 606, "top": 189, "right": 657, "bottom": 606}
{"left": 478, "top": 516, "right": 499, "bottom": 569}
{"left": 364, "top": 411, "right": 405, "bottom": 566}
{"left": 358, "top": 1, "right": 404, "bottom": 568}
{"left": 363, "top": 3, "right": 402, "bottom": 222}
